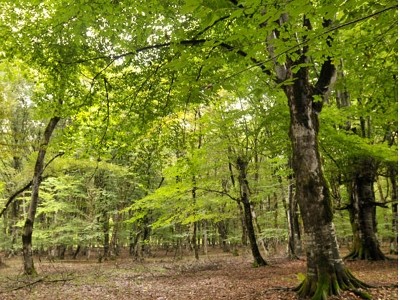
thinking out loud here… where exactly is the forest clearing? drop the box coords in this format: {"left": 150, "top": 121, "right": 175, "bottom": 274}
{"left": 0, "top": 249, "right": 397, "bottom": 300}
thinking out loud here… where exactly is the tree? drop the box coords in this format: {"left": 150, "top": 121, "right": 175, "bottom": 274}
{"left": 22, "top": 116, "right": 60, "bottom": 275}
{"left": 317, "top": 4, "right": 398, "bottom": 260}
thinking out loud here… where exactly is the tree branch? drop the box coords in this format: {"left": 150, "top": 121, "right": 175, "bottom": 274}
{"left": 193, "top": 15, "right": 231, "bottom": 39}
{"left": 0, "top": 151, "right": 64, "bottom": 218}
{"left": 59, "top": 4, "right": 396, "bottom": 84}
{"left": 0, "top": 181, "right": 33, "bottom": 218}
{"left": 195, "top": 187, "right": 238, "bottom": 202}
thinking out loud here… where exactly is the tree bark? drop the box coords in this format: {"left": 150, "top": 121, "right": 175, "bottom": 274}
{"left": 345, "top": 157, "right": 386, "bottom": 260}
{"left": 192, "top": 221, "right": 199, "bottom": 260}
{"left": 22, "top": 116, "right": 60, "bottom": 275}
{"left": 284, "top": 61, "right": 369, "bottom": 298}
{"left": 287, "top": 180, "right": 302, "bottom": 259}
{"left": 389, "top": 166, "right": 398, "bottom": 254}
{"left": 101, "top": 211, "right": 110, "bottom": 261}
{"left": 110, "top": 212, "right": 121, "bottom": 257}
{"left": 236, "top": 157, "right": 267, "bottom": 267}
{"left": 217, "top": 220, "right": 230, "bottom": 252}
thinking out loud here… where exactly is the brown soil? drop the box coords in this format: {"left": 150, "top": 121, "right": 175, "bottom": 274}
{"left": 0, "top": 251, "right": 397, "bottom": 299}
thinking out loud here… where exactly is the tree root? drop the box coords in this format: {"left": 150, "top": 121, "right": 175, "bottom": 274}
{"left": 294, "top": 268, "right": 372, "bottom": 300}
{"left": 344, "top": 247, "right": 386, "bottom": 261}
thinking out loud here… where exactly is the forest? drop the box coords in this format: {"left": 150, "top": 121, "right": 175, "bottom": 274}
{"left": 0, "top": 0, "right": 398, "bottom": 299}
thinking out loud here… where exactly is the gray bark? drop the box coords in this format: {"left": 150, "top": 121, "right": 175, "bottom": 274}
{"left": 22, "top": 116, "right": 60, "bottom": 275}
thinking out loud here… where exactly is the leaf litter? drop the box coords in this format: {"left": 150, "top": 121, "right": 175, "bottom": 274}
{"left": 0, "top": 252, "right": 397, "bottom": 299}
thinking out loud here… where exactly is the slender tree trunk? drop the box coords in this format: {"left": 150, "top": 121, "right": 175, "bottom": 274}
{"left": 191, "top": 175, "right": 200, "bottom": 260}
{"left": 9, "top": 156, "right": 22, "bottom": 253}
{"left": 202, "top": 220, "right": 208, "bottom": 257}
{"left": 287, "top": 181, "right": 302, "bottom": 259}
{"left": 192, "top": 221, "right": 199, "bottom": 260}
{"left": 110, "top": 212, "right": 120, "bottom": 257}
{"left": 73, "top": 245, "right": 81, "bottom": 259}
{"left": 129, "top": 227, "right": 141, "bottom": 257}
{"left": 236, "top": 157, "right": 267, "bottom": 267}
{"left": 101, "top": 211, "right": 110, "bottom": 261}
{"left": 22, "top": 116, "right": 60, "bottom": 275}
{"left": 217, "top": 220, "right": 230, "bottom": 252}
{"left": 141, "top": 217, "right": 151, "bottom": 257}
{"left": 345, "top": 157, "right": 385, "bottom": 260}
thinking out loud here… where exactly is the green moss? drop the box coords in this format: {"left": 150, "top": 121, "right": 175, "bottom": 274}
{"left": 295, "top": 268, "right": 371, "bottom": 300}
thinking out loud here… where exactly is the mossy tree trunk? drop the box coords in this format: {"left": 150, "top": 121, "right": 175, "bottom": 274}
{"left": 280, "top": 34, "right": 369, "bottom": 297}
{"left": 22, "top": 116, "right": 60, "bottom": 275}
{"left": 345, "top": 157, "right": 386, "bottom": 260}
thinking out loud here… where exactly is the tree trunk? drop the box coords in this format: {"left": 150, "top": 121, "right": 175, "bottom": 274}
{"left": 217, "top": 220, "right": 230, "bottom": 252}
{"left": 73, "top": 245, "right": 81, "bottom": 259}
{"left": 202, "top": 220, "right": 208, "bottom": 257}
{"left": 129, "top": 228, "right": 141, "bottom": 257}
{"left": 9, "top": 156, "right": 22, "bottom": 253}
{"left": 191, "top": 178, "right": 200, "bottom": 260}
{"left": 141, "top": 216, "right": 151, "bottom": 257}
{"left": 101, "top": 211, "right": 110, "bottom": 261}
{"left": 345, "top": 157, "right": 386, "bottom": 260}
{"left": 389, "top": 166, "right": 398, "bottom": 254}
{"left": 110, "top": 212, "right": 121, "bottom": 257}
{"left": 22, "top": 116, "right": 60, "bottom": 275}
{"left": 287, "top": 180, "right": 302, "bottom": 259}
{"left": 192, "top": 221, "right": 199, "bottom": 260}
{"left": 236, "top": 157, "right": 267, "bottom": 267}
{"left": 284, "top": 68, "right": 369, "bottom": 298}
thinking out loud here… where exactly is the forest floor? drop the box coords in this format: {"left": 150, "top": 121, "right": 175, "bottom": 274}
{"left": 0, "top": 249, "right": 397, "bottom": 300}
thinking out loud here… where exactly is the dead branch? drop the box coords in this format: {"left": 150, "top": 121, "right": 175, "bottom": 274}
{"left": 6, "top": 275, "right": 74, "bottom": 292}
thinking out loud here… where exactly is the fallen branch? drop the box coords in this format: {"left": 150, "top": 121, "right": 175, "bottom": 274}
{"left": 9, "top": 277, "right": 45, "bottom": 291}
{"left": 6, "top": 275, "right": 74, "bottom": 292}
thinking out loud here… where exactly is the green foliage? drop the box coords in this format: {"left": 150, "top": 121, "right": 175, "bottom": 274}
{"left": 0, "top": 0, "right": 396, "bottom": 261}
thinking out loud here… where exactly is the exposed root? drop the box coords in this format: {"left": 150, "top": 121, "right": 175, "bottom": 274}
{"left": 294, "top": 268, "right": 372, "bottom": 300}
{"left": 344, "top": 247, "right": 386, "bottom": 261}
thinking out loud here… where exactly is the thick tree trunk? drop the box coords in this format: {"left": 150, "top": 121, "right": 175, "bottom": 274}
{"left": 285, "top": 74, "right": 368, "bottom": 298}
{"left": 22, "top": 116, "right": 60, "bottom": 275}
{"left": 236, "top": 157, "right": 267, "bottom": 267}
{"left": 345, "top": 158, "right": 386, "bottom": 260}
